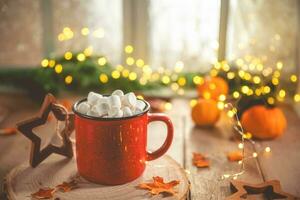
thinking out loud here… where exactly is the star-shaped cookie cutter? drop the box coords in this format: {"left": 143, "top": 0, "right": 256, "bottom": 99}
{"left": 17, "top": 93, "right": 74, "bottom": 167}
{"left": 227, "top": 180, "right": 298, "bottom": 200}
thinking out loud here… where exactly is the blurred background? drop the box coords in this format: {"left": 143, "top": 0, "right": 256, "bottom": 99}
{"left": 0, "top": 0, "right": 299, "bottom": 102}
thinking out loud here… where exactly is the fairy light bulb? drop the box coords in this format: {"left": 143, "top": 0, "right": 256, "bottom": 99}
{"left": 64, "top": 75, "right": 73, "bottom": 84}
{"left": 54, "top": 64, "right": 63, "bottom": 74}
{"left": 193, "top": 76, "right": 204, "bottom": 85}
{"left": 126, "top": 57, "right": 135, "bottom": 66}
{"left": 290, "top": 75, "right": 297, "bottom": 82}
{"left": 190, "top": 99, "right": 197, "bottom": 107}
{"left": 267, "top": 97, "right": 275, "bottom": 105}
{"left": 99, "top": 74, "right": 108, "bottom": 83}
{"left": 227, "top": 72, "right": 235, "bottom": 79}
{"left": 129, "top": 72, "right": 137, "bottom": 81}
{"left": 64, "top": 52, "right": 72, "bottom": 60}
{"left": 294, "top": 94, "right": 300, "bottom": 102}
{"left": 265, "top": 147, "right": 271, "bottom": 152}
{"left": 238, "top": 143, "right": 244, "bottom": 149}
{"left": 233, "top": 91, "right": 240, "bottom": 99}
{"left": 81, "top": 27, "right": 90, "bottom": 36}
{"left": 177, "top": 77, "right": 186, "bottom": 86}
{"left": 276, "top": 62, "right": 283, "bottom": 70}
{"left": 217, "top": 101, "right": 225, "bottom": 110}
{"left": 124, "top": 45, "right": 134, "bottom": 54}
{"left": 111, "top": 70, "right": 121, "bottom": 79}
{"left": 77, "top": 53, "right": 86, "bottom": 62}
{"left": 41, "top": 59, "right": 49, "bottom": 67}
{"left": 279, "top": 89, "right": 286, "bottom": 98}
{"left": 164, "top": 102, "right": 172, "bottom": 110}
{"left": 161, "top": 75, "right": 170, "bottom": 84}
{"left": 253, "top": 76, "right": 261, "bottom": 84}
{"left": 252, "top": 152, "right": 258, "bottom": 158}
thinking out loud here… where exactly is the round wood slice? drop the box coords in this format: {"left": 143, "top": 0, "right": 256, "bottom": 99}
{"left": 4, "top": 155, "right": 189, "bottom": 200}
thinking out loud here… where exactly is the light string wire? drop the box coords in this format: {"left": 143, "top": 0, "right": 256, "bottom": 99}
{"left": 220, "top": 102, "right": 271, "bottom": 180}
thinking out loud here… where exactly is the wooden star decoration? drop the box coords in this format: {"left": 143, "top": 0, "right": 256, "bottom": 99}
{"left": 17, "top": 93, "right": 74, "bottom": 168}
{"left": 226, "top": 180, "right": 298, "bottom": 200}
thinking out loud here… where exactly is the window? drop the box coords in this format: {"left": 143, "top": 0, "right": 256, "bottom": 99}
{"left": 148, "top": 0, "right": 220, "bottom": 72}
{"left": 0, "top": 0, "right": 299, "bottom": 74}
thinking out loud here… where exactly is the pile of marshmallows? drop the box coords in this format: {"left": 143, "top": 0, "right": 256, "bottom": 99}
{"left": 77, "top": 90, "right": 146, "bottom": 118}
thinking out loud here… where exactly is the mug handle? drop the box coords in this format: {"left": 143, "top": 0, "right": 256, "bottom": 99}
{"left": 146, "top": 113, "right": 174, "bottom": 161}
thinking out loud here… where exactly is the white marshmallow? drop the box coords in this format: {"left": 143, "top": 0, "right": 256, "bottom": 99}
{"left": 109, "top": 95, "right": 121, "bottom": 109}
{"left": 87, "top": 107, "right": 100, "bottom": 117}
{"left": 122, "top": 106, "right": 132, "bottom": 117}
{"left": 112, "top": 89, "right": 124, "bottom": 97}
{"left": 77, "top": 102, "right": 90, "bottom": 114}
{"left": 108, "top": 107, "right": 123, "bottom": 117}
{"left": 135, "top": 100, "right": 145, "bottom": 112}
{"left": 115, "top": 110, "right": 123, "bottom": 117}
{"left": 97, "top": 96, "right": 109, "bottom": 104}
{"left": 94, "top": 102, "right": 109, "bottom": 116}
{"left": 87, "top": 92, "right": 102, "bottom": 105}
{"left": 122, "top": 92, "right": 137, "bottom": 108}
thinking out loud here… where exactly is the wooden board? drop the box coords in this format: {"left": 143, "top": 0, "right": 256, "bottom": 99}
{"left": 4, "top": 155, "right": 189, "bottom": 200}
{"left": 256, "top": 106, "right": 300, "bottom": 197}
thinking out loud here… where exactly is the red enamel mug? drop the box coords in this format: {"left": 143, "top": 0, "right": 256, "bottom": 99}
{"left": 72, "top": 98, "right": 174, "bottom": 185}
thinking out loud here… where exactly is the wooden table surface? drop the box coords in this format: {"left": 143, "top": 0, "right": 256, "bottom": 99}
{"left": 0, "top": 93, "right": 300, "bottom": 199}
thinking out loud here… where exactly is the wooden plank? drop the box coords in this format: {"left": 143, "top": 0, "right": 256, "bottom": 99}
{"left": 256, "top": 106, "right": 300, "bottom": 197}
{"left": 177, "top": 99, "right": 265, "bottom": 199}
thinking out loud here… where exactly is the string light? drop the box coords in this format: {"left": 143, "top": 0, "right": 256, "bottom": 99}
{"left": 278, "top": 89, "right": 286, "bottom": 98}
{"left": 164, "top": 102, "right": 172, "bottom": 110}
{"left": 161, "top": 75, "right": 170, "bottom": 84}
{"left": 64, "top": 52, "right": 72, "bottom": 60}
{"left": 177, "top": 77, "right": 186, "bottom": 86}
{"left": 294, "top": 94, "right": 300, "bottom": 102}
{"left": 99, "top": 74, "right": 108, "bottom": 83}
{"left": 290, "top": 75, "right": 297, "bottom": 82}
{"left": 190, "top": 99, "right": 197, "bottom": 107}
{"left": 48, "top": 60, "right": 55, "bottom": 68}
{"left": 263, "top": 86, "right": 271, "bottom": 94}
{"left": 124, "top": 45, "right": 134, "bottom": 54}
{"left": 217, "top": 101, "right": 225, "bottom": 110}
{"left": 233, "top": 91, "right": 240, "bottom": 99}
{"left": 126, "top": 57, "right": 135, "bottom": 66}
{"left": 81, "top": 27, "right": 90, "bottom": 36}
{"left": 111, "top": 70, "right": 121, "bottom": 79}
{"left": 98, "top": 57, "right": 107, "bottom": 66}
{"left": 265, "top": 147, "right": 271, "bottom": 153}
{"left": 267, "top": 97, "right": 275, "bottom": 105}
{"left": 193, "top": 76, "right": 203, "bottom": 85}
{"left": 77, "top": 53, "right": 86, "bottom": 62}
{"left": 122, "top": 69, "right": 130, "bottom": 78}
{"left": 220, "top": 103, "right": 271, "bottom": 181}
{"left": 227, "top": 72, "right": 235, "bottom": 79}
{"left": 136, "top": 59, "right": 144, "bottom": 67}
{"left": 64, "top": 75, "right": 73, "bottom": 84}
{"left": 128, "top": 72, "right": 137, "bottom": 81}
{"left": 54, "top": 64, "right": 63, "bottom": 74}
{"left": 83, "top": 46, "right": 93, "bottom": 57}
{"left": 276, "top": 61, "right": 283, "bottom": 70}
{"left": 41, "top": 59, "right": 49, "bottom": 67}
{"left": 252, "top": 76, "right": 261, "bottom": 84}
